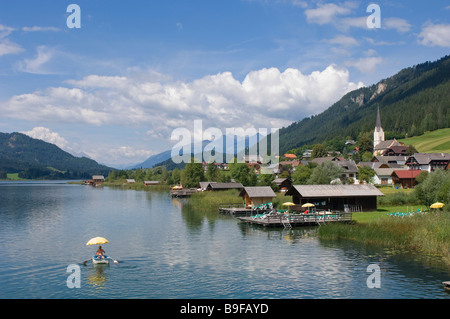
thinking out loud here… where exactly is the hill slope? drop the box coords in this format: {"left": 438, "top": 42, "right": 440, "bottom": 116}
{"left": 399, "top": 128, "right": 450, "bottom": 154}
{"left": 0, "top": 132, "right": 113, "bottom": 179}
{"left": 279, "top": 55, "right": 450, "bottom": 153}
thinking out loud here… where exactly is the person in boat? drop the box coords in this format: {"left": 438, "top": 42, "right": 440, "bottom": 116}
{"left": 96, "top": 245, "right": 106, "bottom": 259}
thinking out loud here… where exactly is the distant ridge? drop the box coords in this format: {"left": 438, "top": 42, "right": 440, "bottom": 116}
{"left": 0, "top": 132, "right": 113, "bottom": 179}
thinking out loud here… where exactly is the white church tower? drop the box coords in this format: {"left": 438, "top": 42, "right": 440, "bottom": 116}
{"left": 373, "top": 107, "right": 385, "bottom": 155}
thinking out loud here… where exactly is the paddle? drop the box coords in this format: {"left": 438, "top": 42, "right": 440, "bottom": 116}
{"left": 107, "top": 256, "right": 119, "bottom": 264}
{"left": 83, "top": 258, "right": 91, "bottom": 266}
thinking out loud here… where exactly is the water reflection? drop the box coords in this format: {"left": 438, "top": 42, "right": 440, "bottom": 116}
{"left": 87, "top": 265, "right": 109, "bottom": 290}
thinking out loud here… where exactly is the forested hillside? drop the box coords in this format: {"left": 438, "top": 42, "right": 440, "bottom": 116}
{"left": 279, "top": 55, "right": 450, "bottom": 153}
{"left": 0, "top": 132, "right": 112, "bottom": 179}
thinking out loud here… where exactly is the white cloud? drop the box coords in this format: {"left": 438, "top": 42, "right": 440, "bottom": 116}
{"left": 418, "top": 23, "right": 450, "bottom": 47}
{"left": 327, "top": 35, "right": 359, "bottom": 47}
{"left": 21, "top": 127, "right": 70, "bottom": 151}
{"left": 0, "top": 38, "right": 24, "bottom": 56}
{"left": 345, "top": 54, "right": 384, "bottom": 74}
{"left": 305, "top": 3, "right": 352, "bottom": 25}
{"left": 17, "top": 46, "right": 55, "bottom": 74}
{"left": 383, "top": 18, "right": 411, "bottom": 33}
{"left": 22, "top": 26, "right": 60, "bottom": 32}
{"left": 1, "top": 66, "right": 363, "bottom": 145}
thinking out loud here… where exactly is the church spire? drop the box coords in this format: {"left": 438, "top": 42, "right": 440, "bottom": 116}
{"left": 375, "top": 106, "right": 382, "bottom": 130}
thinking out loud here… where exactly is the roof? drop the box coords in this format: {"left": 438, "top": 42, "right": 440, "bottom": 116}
{"left": 283, "top": 153, "right": 297, "bottom": 158}
{"left": 391, "top": 170, "right": 423, "bottom": 179}
{"left": 407, "top": 153, "right": 450, "bottom": 165}
{"left": 285, "top": 184, "right": 384, "bottom": 197}
{"left": 92, "top": 175, "right": 105, "bottom": 179}
{"left": 374, "top": 139, "right": 402, "bottom": 151}
{"left": 207, "top": 182, "right": 243, "bottom": 190}
{"left": 335, "top": 160, "right": 358, "bottom": 173}
{"left": 239, "top": 186, "right": 276, "bottom": 198}
{"left": 374, "top": 168, "right": 405, "bottom": 177}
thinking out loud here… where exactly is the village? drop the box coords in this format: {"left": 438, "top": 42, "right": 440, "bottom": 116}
{"left": 86, "top": 108, "right": 450, "bottom": 229}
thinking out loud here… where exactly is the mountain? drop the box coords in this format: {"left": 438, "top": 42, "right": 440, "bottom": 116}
{"left": 129, "top": 149, "right": 173, "bottom": 169}
{"left": 278, "top": 55, "right": 450, "bottom": 153}
{"left": 134, "top": 134, "right": 264, "bottom": 169}
{"left": 0, "top": 132, "right": 113, "bottom": 179}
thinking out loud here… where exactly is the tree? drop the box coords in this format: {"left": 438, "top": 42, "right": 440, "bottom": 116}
{"left": 229, "top": 159, "right": 250, "bottom": 185}
{"left": 205, "top": 162, "right": 220, "bottom": 182}
{"left": 307, "top": 162, "right": 344, "bottom": 185}
{"left": 311, "top": 144, "right": 327, "bottom": 159}
{"left": 358, "top": 166, "right": 376, "bottom": 184}
{"left": 406, "top": 144, "right": 418, "bottom": 156}
{"left": 291, "top": 165, "right": 312, "bottom": 185}
{"left": 180, "top": 159, "right": 204, "bottom": 188}
{"left": 414, "top": 170, "right": 450, "bottom": 206}
{"left": 356, "top": 134, "right": 373, "bottom": 153}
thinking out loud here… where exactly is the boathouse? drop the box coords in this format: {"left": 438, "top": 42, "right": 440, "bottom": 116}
{"left": 239, "top": 186, "right": 276, "bottom": 208}
{"left": 204, "top": 182, "right": 244, "bottom": 191}
{"left": 285, "top": 184, "right": 384, "bottom": 212}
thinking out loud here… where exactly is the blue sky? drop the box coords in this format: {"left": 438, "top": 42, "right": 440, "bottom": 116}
{"left": 0, "top": 1, "right": 449, "bottom": 167}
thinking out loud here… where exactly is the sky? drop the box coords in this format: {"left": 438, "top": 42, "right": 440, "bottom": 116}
{"left": 0, "top": 0, "right": 449, "bottom": 167}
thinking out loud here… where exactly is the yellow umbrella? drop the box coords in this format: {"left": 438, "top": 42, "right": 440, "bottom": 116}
{"left": 86, "top": 237, "right": 109, "bottom": 246}
{"left": 302, "top": 203, "right": 315, "bottom": 208}
{"left": 282, "top": 202, "right": 296, "bottom": 206}
{"left": 430, "top": 202, "right": 445, "bottom": 209}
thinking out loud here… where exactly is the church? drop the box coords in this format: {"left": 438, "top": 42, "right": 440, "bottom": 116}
{"left": 373, "top": 107, "right": 404, "bottom": 156}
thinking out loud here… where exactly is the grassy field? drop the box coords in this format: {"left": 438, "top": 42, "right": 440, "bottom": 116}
{"left": 319, "top": 186, "right": 450, "bottom": 264}
{"left": 399, "top": 128, "right": 450, "bottom": 153}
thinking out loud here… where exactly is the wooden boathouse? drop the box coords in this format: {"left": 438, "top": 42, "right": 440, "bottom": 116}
{"left": 285, "top": 184, "right": 384, "bottom": 212}
{"left": 219, "top": 186, "right": 276, "bottom": 216}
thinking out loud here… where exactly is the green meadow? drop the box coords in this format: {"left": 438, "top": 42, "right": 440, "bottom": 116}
{"left": 399, "top": 128, "right": 450, "bottom": 154}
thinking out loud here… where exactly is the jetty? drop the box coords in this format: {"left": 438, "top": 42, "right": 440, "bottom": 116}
{"left": 218, "top": 203, "right": 273, "bottom": 216}
{"left": 237, "top": 211, "right": 353, "bottom": 228}
{"left": 170, "top": 188, "right": 197, "bottom": 198}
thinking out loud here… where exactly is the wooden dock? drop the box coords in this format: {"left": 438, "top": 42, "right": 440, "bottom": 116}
{"left": 169, "top": 188, "right": 197, "bottom": 198}
{"left": 218, "top": 204, "right": 272, "bottom": 216}
{"left": 237, "top": 212, "right": 353, "bottom": 228}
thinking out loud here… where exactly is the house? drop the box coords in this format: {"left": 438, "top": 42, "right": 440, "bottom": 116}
{"left": 144, "top": 181, "right": 160, "bottom": 186}
{"left": 92, "top": 175, "right": 105, "bottom": 183}
{"left": 373, "top": 139, "right": 404, "bottom": 156}
{"left": 239, "top": 186, "right": 276, "bottom": 208}
{"left": 373, "top": 168, "right": 407, "bottom": 185}
{"left": 334, "top": 160, "right": 358, "bottom": 183}
{"left": 283, "top": 153, "right": 297, "bottom": 159}
{"left": 205, "top": 182, "right": 244, "bottom": 191}
{"left": 311, "top": 157, "right": 358, "bottom": 182}
{"left": 126, "top": 179, "right": 136, "bottom": 184}
{"left": 273, "top": 178, "right": 292, "bottom": 191}
{"left": 405, "top": 153, "right": 450, "bottom": 172}
{"left": 382, "top": 146, "right": 407, "bottom": 156}
{"left": 371, "top": 155, "right": 408, "bottom": 167}
{"left": 391, "top": 170, "right": 422, "bottom": 188}
{"left": 285, "top": 184, "right": 384, "bottom": 212}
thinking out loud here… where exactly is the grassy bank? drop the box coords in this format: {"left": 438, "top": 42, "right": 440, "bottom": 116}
{"left": 318, "top": 210, "right": 450, "bottom": 262}
{"left": 183, "top": 190, "right": 292, "bottom": 213}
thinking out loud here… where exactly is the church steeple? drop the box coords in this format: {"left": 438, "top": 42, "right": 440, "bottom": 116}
{"left": 373, "top": 106, "right": 385, "bottom": 155}
{"left": 375, "top": 106, "right": 382, "bottom": 131}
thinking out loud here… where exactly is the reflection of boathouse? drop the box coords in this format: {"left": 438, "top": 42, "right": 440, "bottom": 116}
{"left": 285, "top": 184, "right": 384, "bottom": 212}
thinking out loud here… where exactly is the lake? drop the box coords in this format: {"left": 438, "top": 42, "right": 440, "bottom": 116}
{"left": 0, "top": 181, "right": 449, "bottom": 299}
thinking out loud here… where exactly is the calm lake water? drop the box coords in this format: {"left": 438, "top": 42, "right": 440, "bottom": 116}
{"left": 0, "top": 181, "right": 449, "bottom": 299}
